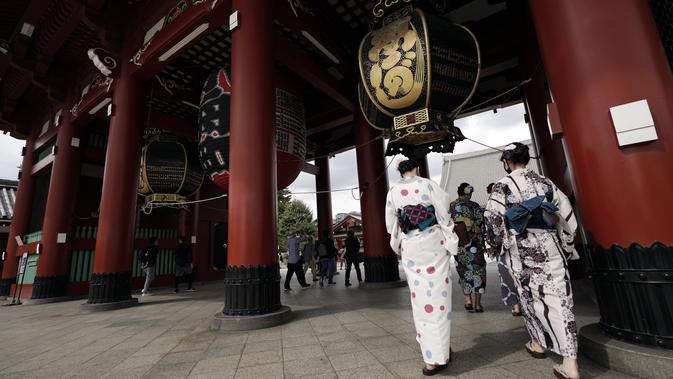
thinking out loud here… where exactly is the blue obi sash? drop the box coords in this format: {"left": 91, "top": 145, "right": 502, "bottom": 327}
{"left": 505, "top": 195, "right": 559, "bottom": 234}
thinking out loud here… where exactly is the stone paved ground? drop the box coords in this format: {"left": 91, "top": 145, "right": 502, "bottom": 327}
{"left": 0, "top": 262, "right": 634, "bottom": 379}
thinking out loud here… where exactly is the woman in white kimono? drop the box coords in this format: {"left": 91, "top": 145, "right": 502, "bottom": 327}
{"left": 484, "top": 143, "right": 580, "bottom": 379}
{"left": 385, "top": 159, "right": 459, "bottom": 376}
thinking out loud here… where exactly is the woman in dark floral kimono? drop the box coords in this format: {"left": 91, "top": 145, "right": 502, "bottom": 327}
{"left": 449, "top": 183, "right": 487, "bottom": 312}
{"left": 484, "top": 143, "right": 580, "bottom": 379}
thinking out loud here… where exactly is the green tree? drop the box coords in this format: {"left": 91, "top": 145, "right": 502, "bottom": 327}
{"left": 277, "top": 188, "right": 292, "bottom": 218}
{"left": 277, "top": 198, "right": 317, "bottom": 254}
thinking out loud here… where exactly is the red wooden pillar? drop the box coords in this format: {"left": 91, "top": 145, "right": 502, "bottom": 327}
{"left": 220, "top": 0, "right": 282, "bottom": 317}
{"left": 417, "top": 156, "right": 430, "bottom": 179}
{"left": 86, "top": 66, "right": 145, "bottom": 307}
{"left": 354, "top": 113, "right": 400, "bottom": 283}
{"left": 32, "top": 111, "right": 83, "bottom": 299}
{"left": 315, "top": 156, "right": 333, "bottom": 237}
{"left": 0, "top": 134, "right": 37, "bottom": 298}
{"left": 529, "top": 0, "right": 673, "bottom": 248}
{"left": 177, "top": 209, "right": 188, "bottom": 237}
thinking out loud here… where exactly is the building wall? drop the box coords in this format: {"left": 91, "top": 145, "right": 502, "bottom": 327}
{"left": 440, "top": 140, "right": 538, "bottom": 207}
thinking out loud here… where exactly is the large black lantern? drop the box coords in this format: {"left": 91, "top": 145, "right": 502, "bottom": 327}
{"left": 138, "top": 133, "right": 204, "bottom": 204}
{"left": 358, "top": 3, "right": 480, "bottom": 158}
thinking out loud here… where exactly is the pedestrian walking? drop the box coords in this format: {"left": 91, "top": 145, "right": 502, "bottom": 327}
{"left": 174, "top": 236, "right": 195, "bottom": 293}
{"left": 140, "top": 237, "right": 159, "bottom": 296}
{"left": 302, "top": 236, "right": 318, "bottom": 281}
{"left": 317, "top": 231, "right": 337, "bottom": 287}
{"left": 385, "top": 159, "right": 459, "bottom": 375}
{"left": 285, "top": 235, "right": 311, "bottom": 291}
{"left": 343, "top": 231, "right": 362, "bottom": 286}
{"left": 484, "top": 142, "right": 580, "bottom": 379}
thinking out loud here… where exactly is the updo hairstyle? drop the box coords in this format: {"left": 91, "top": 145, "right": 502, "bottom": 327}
{"left": 397, "top": 159, "right": 420, "bottom": 176}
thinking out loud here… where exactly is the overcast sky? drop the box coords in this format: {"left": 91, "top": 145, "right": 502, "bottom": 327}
{"left": 0, "top": 103, "right": 531, "bottom": 216}
{"left": 289, "top": 102, "right": 532, "bottom": 217}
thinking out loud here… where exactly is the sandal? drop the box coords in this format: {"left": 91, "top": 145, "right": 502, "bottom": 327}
{"left": 525, "top": 341, "right": 547, "bottom": 359}
{"left": 553, "top": 364, "right": 580, "bottom": 379}
{"left": 474, "top": 306, "right": 484, "bottom": 313}
{"left": 422, "top": 350, "right": 452, "bottom": 376}
{"left": 511, "top": 310, "right": 522, "bottom": 316}
{"left": 464, "top": 304, "right": 473, "bottom": 312}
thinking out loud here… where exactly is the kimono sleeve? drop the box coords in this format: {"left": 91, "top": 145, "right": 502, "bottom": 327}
{"left": 484, "top": 182, "right": 511, "bottom": 256}
{"left": 552, "top": 183, "right": 578, "bottom": 255}
{"left": 429, "top": 180, "right": 459, "bottom": 256}
{"left": 385, "top": 189, "right": 403, "bottom": 255}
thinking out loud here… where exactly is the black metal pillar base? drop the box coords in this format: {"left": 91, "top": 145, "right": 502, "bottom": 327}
{"left": 0, "top": 277, "right": 15, "bottom": 298}
{"left": 579, "top": 323, "right": 673, "bottom": 379}
{"left": 221, "top": 263, "right": 283, "bottom": 316}
{"left": 590, "top": 242, "right": 673, "bottom": 350}
{"left": 363, "top": 255, "right": 400, "bottom": 283}
{"left": 85, "top": 271, "right": 134, "bottom": 305}
{"left": 31, "top": 275, "right": 68, "bottom": 299}
{"left": 212, "top": 305, "right": 292, "bottom": 331}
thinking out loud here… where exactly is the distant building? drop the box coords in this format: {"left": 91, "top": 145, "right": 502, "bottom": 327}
{"left": 439, "top": 140, "right": 539, "bottom": 207}
{"left": 333, "top": 212, "right": 362, "bottom": 251}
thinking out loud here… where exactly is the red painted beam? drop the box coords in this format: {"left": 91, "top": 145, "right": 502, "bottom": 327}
{"left": 147, "top": 110, "right": 197, "bottom": 140}
{"left": 307, "top": 114, "right": 353, "bottom": 136}
{"left": 275, "top": 34, "right": 355, "bottom": 112}
{"left": 129, "top": 0, "right": 231, "bottom": 80}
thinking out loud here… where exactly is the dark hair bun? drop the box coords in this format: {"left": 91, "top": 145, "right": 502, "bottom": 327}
{"left": 501, "top": 142, "right": 530, "bottom": 165}
{"left": 457, "top": 182, "right": 470, "bottom": 196}
{"left": 397, "top": 159, "right": 420, "bottom": 175}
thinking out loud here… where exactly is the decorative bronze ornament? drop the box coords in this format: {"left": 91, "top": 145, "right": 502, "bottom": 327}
{"left": 358, "top": 6, "right": 480, "bottom": 158}
{"left": 138, "top": 134, "right": 204, "bottom": 207}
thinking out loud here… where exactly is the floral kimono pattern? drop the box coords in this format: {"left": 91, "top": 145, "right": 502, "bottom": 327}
{"left": 449, "top": 197, "right": 487, "bottom": 294}
{"left": 484, "top": 168, "right": 578, "bottom": 358}
{"left": 386, "top": 175, "right": 459, "bottom": 365}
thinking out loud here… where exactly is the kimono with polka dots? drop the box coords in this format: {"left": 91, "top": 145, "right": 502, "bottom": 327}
{"left": 385, "top": 175, "right": 459, "bottom": 365}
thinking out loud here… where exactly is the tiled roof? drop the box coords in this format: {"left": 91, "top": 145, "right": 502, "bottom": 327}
{"left": 0, "top": 179, "right": 17, "bottom": 220}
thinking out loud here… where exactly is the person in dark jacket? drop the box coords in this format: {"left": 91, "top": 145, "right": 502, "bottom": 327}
{"left": 140, "top": 237, "right": 159, "bottom": 296}
{"left": 174, "top": 236, "right": 195, "bottom": 293}
{"left": 343, "top": 231, "right": 362, "bottom": 286}
{"left": 317, "top": 231, "right": 337, "bottom": 287}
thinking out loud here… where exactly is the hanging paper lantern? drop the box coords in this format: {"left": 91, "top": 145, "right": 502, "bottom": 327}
{"left": 138, "top": 133, "right": 204, "bottom": 203}
{"left": 197, "top": 69, "right": 306, "bottom": 191}
{"left": 358, "top": 4, "right": 479, "bottom": 158}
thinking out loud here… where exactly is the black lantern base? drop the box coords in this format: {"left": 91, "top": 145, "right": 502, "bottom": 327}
{"left": 221, "top": 263, "right": 282, "bottom": 316}
{"left": 0, "top": 277, "right": 15, "bottom": 298}
{"left": 590, "top": 242, "right": 673, "bottom": 350}
{"left": 86, "top": 272, "right": 134, "bottom": 304}
{"left": 363, "top": 255, "right": 401, "bottom": 283}
{"left": 31, "top": 275, "right": 68, "bottom": 299}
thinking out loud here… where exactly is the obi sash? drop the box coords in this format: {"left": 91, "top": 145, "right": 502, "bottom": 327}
{"left": 505, "top": 195, "right": 559, "bottom": 234}
{"left": 397, "top": 204, "right": 438, "bottom": 234}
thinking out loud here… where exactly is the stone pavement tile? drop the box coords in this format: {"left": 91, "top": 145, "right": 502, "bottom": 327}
{"left": 309, "top": 315, "right": 341, "bottom": 327}
{"left": 317, "top": 331, "right": 357, "bottom": 344}
{"left": 0, "top": 371, "right": 38, "bottom": 379}
{"left": 384, "top": 358, "right": 452, "bottom": 379}
{"left": 283, "top": 343, "right": 327, "bottom": 361}
{"left": 577, "top": 358, "right": 636, "bottom": 379}
{"left": 143, "top": 361, "right": 197, "bottom": 379}
{"left": 203, "top": 343, "right": 245, "bottom": 359}
{"left": 237, "top": 349, "right": 283, "bottom": 368}
{"left": 322, "top": 338, "right": 367, "bottom": 356}
{"left": 380, "top": 322, "right": 417, "bottom": 335}
{"left": 361, "top": 335, "right": 403, "bottom": 350}
{"left": 351, "top": 326, "right": 391, "bottom": 339}
{"left": 134, "top": 343, "right": 178, "bottom": 356}
{"left": 102, "top": 364, "right": 153, "bottom": 379}
{"left": 158, "top": 350, "right": 205, "bottom": 365}
{"left": 456, "top": 366, "right": 523, "bottom": 378}
{"left": 313, "top": 325, "right": 344, "bottom": 336}
{"left": 342, "top": 321, "right": 378, "bottom": 332}
{"left": 336, "top": 363, "right": 395, "bottom": 379}
{"left": 282, "top": 334, "right": 319, "bottom": 348}
{"left": 499, "top": 359, "right": 557, "bottom": 379}
{"left": 334, "top": 312, "right": 369, "bottom": 324}
{"left": 190, "top": 355, "right": 240, "bottom": 374}
{"left": 0, "top": 357, "right": 50, "bottom": 374}
{"left": 112, "top": 353, "right": 164, "bottom": 371}
{"left": 187, "top": 369, "right": 236, "bottom": 379}
{"left": 369, "top": 344, "right": 420, "bottom": 363}
{"left": 243, "top": 339, "right": 281, "bottom": 354}
{"left": 234, "top": 362, "right": 283, "bottom": 379}
{"left": 246, "top": 328, "right": 282, "bottom": 342}
{"left": 293, "top": 373, "right": 337, "bottom": 379}
{"left": 328, "top": 350, "right": 379, "bottom": 371}
{"left": 283, "top": 356, "right": 335, "bottom": 378}
{"left": 171, "top": 341, "right": 212, "bottom": 353}
{"left": 209, "top": 334, "right": 248, "bottom": 348}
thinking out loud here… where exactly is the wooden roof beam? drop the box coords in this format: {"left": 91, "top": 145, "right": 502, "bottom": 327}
{"left": 275, "top": 33, "right": 355, "bottom": 112}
